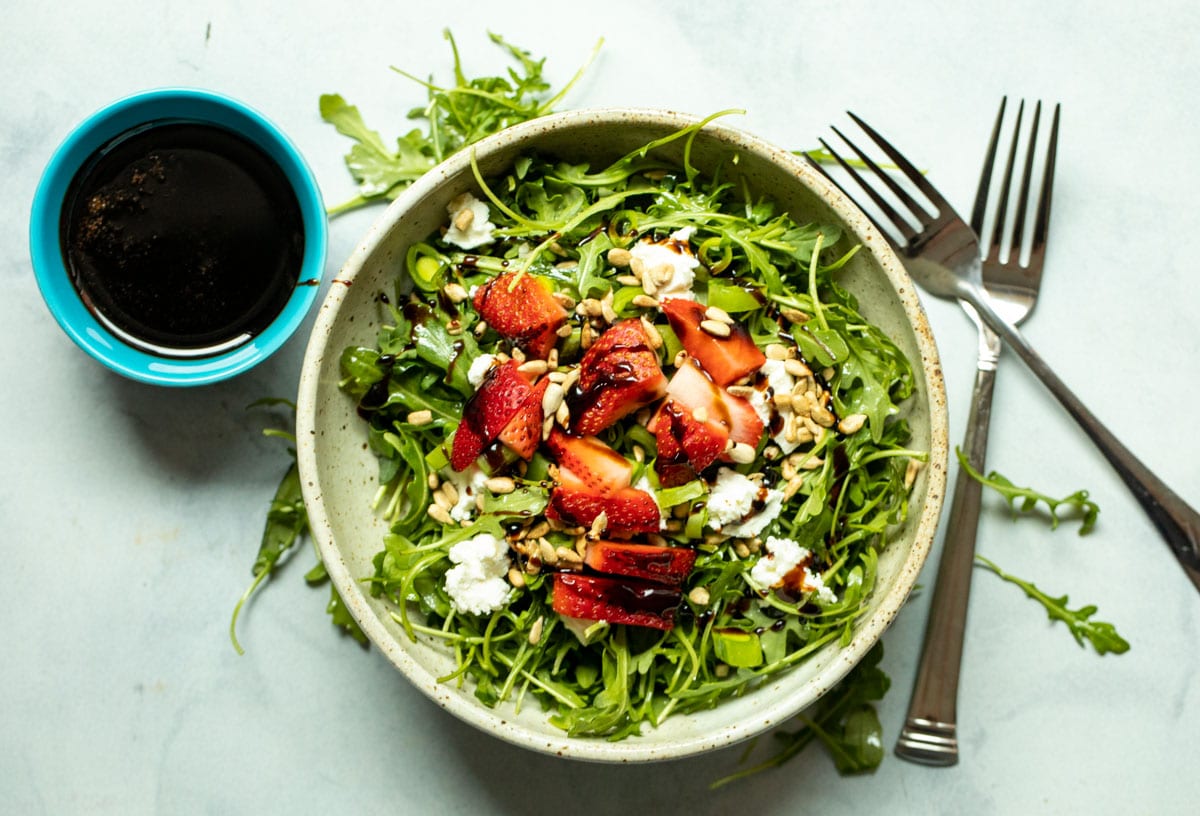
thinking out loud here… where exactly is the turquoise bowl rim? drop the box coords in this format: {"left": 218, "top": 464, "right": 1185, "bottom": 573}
{"left": 29, "top": 87, "right": 327, "bottom": 386}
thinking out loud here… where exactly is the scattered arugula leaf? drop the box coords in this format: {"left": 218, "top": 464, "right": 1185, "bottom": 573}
{"left": 230, "top": 404, "right": 367, "bottom": 654}
{"left": 321, "top": 30, "right": 601, "bottom": 216}
{"left": 229, "top": 456, "right": 307, "bottom": 656}
{"left": 956, "top": 446, "right": 1100, "bottom": 533}
{"left": 975, "top": 555, "right": 1130, "bottom": 656}
{"left": 711, "top": 642, "right": 891, "bottom": 788}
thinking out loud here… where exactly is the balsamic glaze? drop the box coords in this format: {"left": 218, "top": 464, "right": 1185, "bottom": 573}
{"left": 60, "top": 121, "right": 304, "bottom": 357}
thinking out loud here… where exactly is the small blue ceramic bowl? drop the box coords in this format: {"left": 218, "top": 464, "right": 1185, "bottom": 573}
{"left": 30, "top": 88, "right": 327, "bottom": 386}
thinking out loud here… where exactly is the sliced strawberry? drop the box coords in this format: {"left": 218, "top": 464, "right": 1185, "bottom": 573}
{"left": 449, "top": 419, "right": 489, "bottom": 472}
{"left": 584, "top": 540, "right": 697, "bottom": 586}
{"left": 473, "top": 272, "right": 568, "bottom": 359}
{"left": 546, "top": 429, "right": 632, "bottom": 495}
{"left": 546, "top": 486, "right": 661, "bottom": 537}
{"left": 450, "top": 360, "right": 533, "bottom": 470}
{"left": 660, "top": 298, "right": 766, "bottom": 386}
{"left": 650, "top": 399, "right": 729, "bottom": 486}
{"left": 650, "top": 357, "right": 765, "bottom": 468}
{"left": 723, "top": 388, "right": 766, "bottom": 451}
{"left": 570, "top": 319, "right": 667, "bottom": 435}
{"left": 498, "top": 378, "right": 549, "bottom": 460}
{"left": 552, "top": 573, "right": 682, "bottom": 630}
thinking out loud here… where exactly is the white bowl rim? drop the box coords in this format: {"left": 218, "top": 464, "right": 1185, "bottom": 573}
{"left": 296, "top": 106, "right": 947, "bottom": 762}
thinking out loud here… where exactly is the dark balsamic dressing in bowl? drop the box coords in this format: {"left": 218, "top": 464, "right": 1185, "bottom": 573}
{"left": 60, "top": 121, "right": 305, "bottom": 358}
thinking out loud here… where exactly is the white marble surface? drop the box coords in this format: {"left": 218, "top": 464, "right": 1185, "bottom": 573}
{"left": 3, "top": 1, "right": 1198, "bottom": 812}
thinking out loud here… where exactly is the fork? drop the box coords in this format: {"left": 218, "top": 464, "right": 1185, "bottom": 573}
{"left": 807, "top": 113, "right": 1200, "bottom": 589}
{"left": 885, "top": 97, "right": 1052, "bottom": 766}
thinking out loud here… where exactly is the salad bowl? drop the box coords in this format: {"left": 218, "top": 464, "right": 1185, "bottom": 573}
{"left": 296, "top": 108, "right": 947, "bottom": 761}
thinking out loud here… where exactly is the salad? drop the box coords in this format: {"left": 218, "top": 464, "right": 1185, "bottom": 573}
{"left": 337, "top": 120, "right": 923, "bottom": 739}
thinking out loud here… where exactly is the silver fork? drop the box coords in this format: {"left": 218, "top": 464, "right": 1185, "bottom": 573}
{"left": 808, "top": 112, "right": 1200, "bottom": 595}
{"left": 887, "top": 98, "right": 1053, "bottom": 766}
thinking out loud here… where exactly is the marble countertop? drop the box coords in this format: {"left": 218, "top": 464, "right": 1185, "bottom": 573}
{"left": 3, "top": 1, "right": 1197, "bottom": 813}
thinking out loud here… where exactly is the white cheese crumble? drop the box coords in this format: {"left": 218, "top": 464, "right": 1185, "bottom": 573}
{"left": 803, "top": 567, "right": 838, "bottom": 605}
{"left": 466, "top": 353, "right": 497, "bottom": 388}
{"left": 748, "top": 358, "right": 801, "bottom": 454}
{"left": 631, "top": 227, "right": 700, "bottom": 300}
{"left": 444, "top": 192, "right": 496, "bottom": 250}
{"left": 443, "top": 532, "right": 512, "bottom": 615}
{"left": 706, "top": 467, "right": 784, "bottom": 538}
{"left": 707, "top": 467, "right": 757, "bottom": 527}
{"left": 750, "top": 535, "right": 809, "bottom": 588}
{"left": 445, "top": 464, "right": 489, "bottom": 522}
{"left": 749, "top": 535, "right": 837, "bottom": 603}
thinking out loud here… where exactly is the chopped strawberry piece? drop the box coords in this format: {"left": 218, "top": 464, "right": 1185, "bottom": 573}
{"left": 546, "top": 486, "right": 661, "bottom": 537}
{"left": 552, "top": 573, "right": 682, "bottom": 630}
{"left": 649, "top": 357, "right": 765, "bottom": 471}
{"left": 660, "top": 298, "right": 766, "bottom": 386}
{"left": 473, "top": 272, "right": 568, "bottom": 359}
{"left": 569, "top": 319, "right": 667, "bottom": 435}
{"left": 450, "top": 360, "right": 533, "bottom": 470}
{"left": 449, "top": 419, "right": 488, "bottom": 473}
{"left": 722, "top": 388, "right": 765, "bottom": 452}
{"left": 649, "top": 399, "right": 730, "bottom": 486}
{"left": 546, "top": 430, "right": 632, "bottom": 495}
{"left": 498, "top": 378, "right": 549, "bottom": 460}
{"left": 584, "top": 540, "right": 697, "bottom": 586}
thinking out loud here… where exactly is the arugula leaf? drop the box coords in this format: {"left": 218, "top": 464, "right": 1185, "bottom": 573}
{"left": 956, "top": 447, "right": 1100, "bottom": 533}
{"left": 229, "top": 459, "right": 308, "bottom": 655}
{"left": 975, "top": 556, "right": 1130, "bottom": 655}
{"left": 322, "top": 30, "right": 600, "bottom": 216}
{"left": 711, "top": 642, "right": 890, "bottom": 787}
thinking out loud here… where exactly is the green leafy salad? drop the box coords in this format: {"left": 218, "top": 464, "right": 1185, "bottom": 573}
{"left": 335, "top": 115, "right": 926, "bottom": 739}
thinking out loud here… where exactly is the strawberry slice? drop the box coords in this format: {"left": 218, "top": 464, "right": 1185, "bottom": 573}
{"left": 649, "top": 357, "right": 765, "bottom": 471}
{"left": 473, "top": 272, "right": 568, "bottom": 359}
{"left": 546, "top": 486, "right": 661, "bottom": 537}
{"left": 649, "top": 399, "right": 729, "bottom": 485}
{"left": 546, "top": 429, "right": 632, "bottom": 495}
{"left": 497, "top": 378, "right": 549, "bottom": 460}
{"left": 660, "top": 298, "right": 766, "bottom": 386}
{"left": 450, "top": 360, "right": 533, "bottom": 470}
{"left": 570, "top": 319, "right": 667, "bottom": 435}
{"left": 552, "top": 573, "right": 682, "bottom": 630}
{"left": 723, "top": 387, "right": 766, "bottom": 451}
{"left": 584, "top": 540, "right": 697, "bottom": 586}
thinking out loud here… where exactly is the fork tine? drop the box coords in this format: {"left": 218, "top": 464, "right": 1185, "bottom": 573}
{"left": 829, "top": 125, "right": 936, "bottom": 229}
{"left": 969, "top": 97, "right": 1008, "bottom": 238}
{"left": 1032, "top": 103, "right": 1061, "bottom": 250}
{"left": 815, "top": 137, "right": 920, "bottom": 244}
{"left": 846, "top": 110, "right": 951, "bottom": 211}
{"left": 1008, "top": 101, "right": 1042, "bottom": 264}
{"left": 989, "top": 100, "right": 1025, "bottom": 262}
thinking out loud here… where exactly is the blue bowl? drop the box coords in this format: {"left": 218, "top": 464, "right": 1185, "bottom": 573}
{"left": 30, "top": 88, "right": 327, "bottom": 386}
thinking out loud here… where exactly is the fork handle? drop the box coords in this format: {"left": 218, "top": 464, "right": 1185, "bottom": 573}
{"left": 965, "top": 288, "right": 1200, "bottom": 592}
{"left": 895, "top": 341, "right": 998, "bottom": 766}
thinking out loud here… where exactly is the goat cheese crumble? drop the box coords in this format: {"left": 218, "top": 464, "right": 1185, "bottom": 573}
{"left": 748, "top": 358, "right": 802, "bottom": 454}
{"left": 467, "top": 353, "right": 498, "bottom": 388}
{"left": 750, "top": 535, "right": 837, "bottom": 603}
{"left": 444, "top": 192, "right": 496, "bottom": 249}
{"left": 631, "top": 227, "right": 699, "bottom": 300}
{"left": 443, "top": 532, "right": 512, "bottom": 615}
{"left": 445, "top": 464, "right": 490, "bottom": 522}
{"left": 706, "top": 467, "right": 784, "bottom": 538}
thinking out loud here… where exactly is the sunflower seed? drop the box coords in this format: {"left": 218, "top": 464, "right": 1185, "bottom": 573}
{"left": 608, "top": 247, "right": 632, "bottom": 268}
{"left": 443, "top": 282, "right": 469, "bottom": 304}
{"left": 838, "top": 413, "right": 867, "bottom": 435}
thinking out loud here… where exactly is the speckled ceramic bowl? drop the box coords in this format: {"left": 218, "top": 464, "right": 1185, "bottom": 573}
{"left": 296, "top": 109, "right": 947, "bottom": 762}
